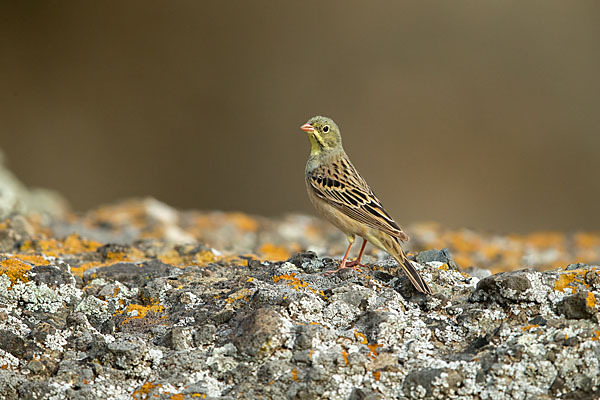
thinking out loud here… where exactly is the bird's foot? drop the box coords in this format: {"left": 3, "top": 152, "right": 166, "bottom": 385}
{"left": 324, "top": 260, "right": 365, "bottom": 275}
{"left": 345, "top": 260, "right": 368, "bottom": 268}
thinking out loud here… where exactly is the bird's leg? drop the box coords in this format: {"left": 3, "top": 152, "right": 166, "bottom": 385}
{"left": 345, "top": 238, "right": 368, "bottom": 268}
{"left": 325, "top": 238, "right": 362, "bottom": 275}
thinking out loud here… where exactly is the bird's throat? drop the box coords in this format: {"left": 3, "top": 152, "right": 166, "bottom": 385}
{"left": 308, "top": 133, "right": 325, "bottom": 156}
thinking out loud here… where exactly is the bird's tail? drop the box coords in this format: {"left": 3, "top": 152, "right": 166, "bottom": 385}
{"left": 382, "top": 235, "right": 432, "bottom": 295}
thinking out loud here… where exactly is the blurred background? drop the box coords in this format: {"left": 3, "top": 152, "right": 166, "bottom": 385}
{"left": 1, "top": 1, "right": 599, "bottom": 232}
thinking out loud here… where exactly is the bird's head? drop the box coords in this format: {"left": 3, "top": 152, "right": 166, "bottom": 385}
{"left": 300, "top": 116, "right": 342, "bottom": 155}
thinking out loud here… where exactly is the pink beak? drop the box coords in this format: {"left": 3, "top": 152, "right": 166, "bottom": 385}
{"left": 300, "top": 123, "right": 314, "bottom": 133}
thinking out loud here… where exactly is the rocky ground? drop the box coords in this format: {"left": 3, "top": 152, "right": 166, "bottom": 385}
{"left": 0, "top": 158, "right": 599, "bottom": 399}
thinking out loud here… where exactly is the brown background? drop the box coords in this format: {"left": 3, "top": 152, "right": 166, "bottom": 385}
{"left": 1, "top": 1, "right": 599, "bottom": 232}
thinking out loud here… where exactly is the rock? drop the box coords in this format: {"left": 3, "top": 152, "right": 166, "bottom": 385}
{"left": 471, "top": 269, "right": 543, "bottom": 303}
{"left": 402, "top": 368, "right": 445, "bottom": 398}
{"left": 194, "top": 324, "right": 217, "bottom": 346}
{"left": 167, "top": 326, "right": 196, "bottom": 350}
{"left": 232, "top": 308, "right": 290, "bottom": 358}
{"left": 0, "top": 330, "right": 27, "bottom": 358}
{"left": 0, "top": 196, "right": 599, "bottom": 399}
{"left": 30, "top": 265, "right": 74, "bottom": 287}
{"left": 82, "top": 259, "right": 180, "bottom": 285}
{"left": 415, "top": 248, "right": 458, "bottom": 269}
{"left": 349, "top": 388, "right": 383, "bottom": 400}
{"left": 0, "top": 215, "right": 35, "bottom": 252}
{"left": 354, "top": 311, "right": 389, "bottom": 343}
{"left": 556, "top": 292, "right": 596, "bottom": 320}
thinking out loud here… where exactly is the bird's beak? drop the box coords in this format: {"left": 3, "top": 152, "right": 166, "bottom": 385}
{"left": 300, "top": 123, "right": 314, "bottom": 133}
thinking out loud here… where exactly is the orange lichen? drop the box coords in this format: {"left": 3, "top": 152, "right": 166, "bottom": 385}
{"left": 524, "top": 232, "right": 565, "bottom": 249}
{"left": 70, "top": 248, "right": 147, "bottom": 278}
{"left": 69, "top": 262, "right": 102, "bottom": 278}
{"left": 170, "top": 395, "right": 184, "bottom": 400}
{"left": 586, "top": 292, "right": 596, "bottom": 308}
{"left": 105, "top": 251, "right": 135, "bottom": 262}
{"left": 132, "top": 382, "right": 162, "bottom": 399}
{"left": 447, "top": 232, "right": 480, "bottom": 253}
{"left": 156, "top": 249, "right": 184, "bottom": 266}
{"left": 272, "top": 273, "right": 328, "bottom": 300}
{"left": 290, "top": 368, "right": 299, "bottom": 381}
{"left": 480, "top": 244, "right": 501, "bottom": 260}
{"left": 156, "top": 248, "right": 218, "bottom": 267}
{"left": 116, "top": 303, "right": 165, "bottom": 324}
{"left": 258, "top": 243, "right": 291, "bottom": 262}
{"left": 307, "top": 286, "right": 325, "bottom": 298}
{"left": 272, "top": 274, "right": 328, "bottom": 299}
{"left": 353, "top": 330, "right": 380, "bottom": 358}
{"left": 354, "top": 331, "right": 368, "bottom": 344}
{"left": 367, "top": 343, "right": 381, "bottom": 359}
{"left": 273, "top": 273, "right": 308, "bottom": 290}
{"left": 12, "top": 254, "right": 50, "bottom": 266}
{"left": 521, "top": 325, "right": 539, "bottom": 331}
{"left": 192, "top": 251, "right": 219, "bottom": 265}
{"left": 413, "top": 224, "right": 600, "bottom": 274}
{"left": 21, "top": 234, "right": 102, "bottom": 257}
{"left": 341, "top": 350, "right": 349, "bottom": 365}
{"left": 225, "top": 289, "right": 253, "bottom": 304}
{"left": 574, "top": 233, "right": 600, "bottom": 249}
{"left": 64, "top": 234, "right": 102, "bottom": 253}
{"left": 0, "top": 258, "right": 32, "bottom": 284}
{"left": 229, "top": 212, "right": 259, "bottom": 232}
{"left": 452, "top": 254, "right": 474, "bottom": 269}
{"left": 372, "top": 371, "right": 381, "bottom": 381}
{"left": 554, "top": 270, "right": 589, "bottom": 292}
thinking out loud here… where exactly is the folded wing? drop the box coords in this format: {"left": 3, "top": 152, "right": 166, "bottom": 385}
{"left": 307, "top": 155, "right": 409, "bottom": 241}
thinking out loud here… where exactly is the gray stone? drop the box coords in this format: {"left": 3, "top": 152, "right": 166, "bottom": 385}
{"left": 30, "top": 265, "right": 74, "bottom": 287}
{"left": 415, "top": 248, "right": 458, "bottom": 269}
{"left": 0, "top": 330, "right": 26, "bottom": 358}
{"left": 472, "top": 269, "right": 534, "bottom": 303}
{"left": 82, "top": 259, "right": 180, "bottom": 285}
{"left": 402, "top": 368, "right": 445, "bottom": 397}
{"left": 556, "top": 292, "right": 595, "bottom": 320}
{"left": 232, "top": 308, "right": 288, "bottom": 358}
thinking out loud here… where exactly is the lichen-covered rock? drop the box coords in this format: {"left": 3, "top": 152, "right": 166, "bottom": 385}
{"left": 471, "top": 269, "right": 549, "bottom": 304}
{"left": 232, "top": 308, "right": 292, "bottom": 358}
{"left": 0, "top": 199, "right": 599, "bottom": 399}
{"left": 555, "top": 292, "right": 597, "bottom": 320}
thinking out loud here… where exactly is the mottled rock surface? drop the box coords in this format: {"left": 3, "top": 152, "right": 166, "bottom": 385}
{"left": 0, "top": 197, "right": 599, "bottom": 399}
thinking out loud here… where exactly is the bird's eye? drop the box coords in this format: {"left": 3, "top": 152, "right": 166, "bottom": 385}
{"left": 323, "top": 125, "right": 330, "bottom": 133}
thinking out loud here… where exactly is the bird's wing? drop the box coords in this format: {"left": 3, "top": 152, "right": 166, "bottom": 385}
{"left": 307, "top": 154, "right": 409, "bottom": 241}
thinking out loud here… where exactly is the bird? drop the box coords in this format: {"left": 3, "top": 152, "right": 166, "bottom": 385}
{"left": 300, "top": 116, "right": 432, "bottom": 295}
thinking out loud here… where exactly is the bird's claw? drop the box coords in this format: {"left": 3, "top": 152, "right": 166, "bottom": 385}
{"left": 344, "top": 260, "right": 368, "bottom": 268}
{"left": 324, "top": 261, "right": 365, "bottom": 275}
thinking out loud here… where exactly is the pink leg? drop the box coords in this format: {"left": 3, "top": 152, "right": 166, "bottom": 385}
{"left": 345, "top": 239, "right": 368, "bottom": 268}
{"left": 325, "top": 239, "right": 364, "bottom": 275}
